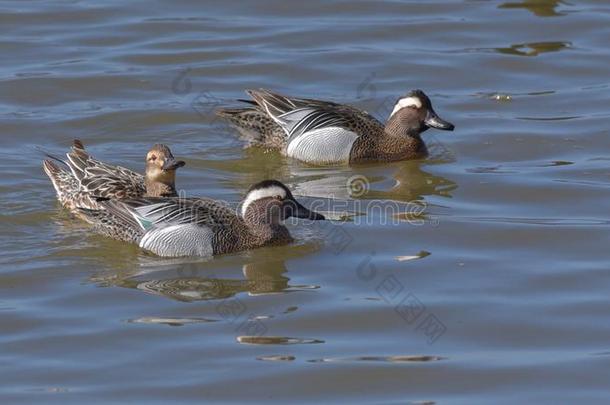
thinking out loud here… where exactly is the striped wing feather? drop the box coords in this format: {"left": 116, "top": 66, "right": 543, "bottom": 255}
{"left": 248, "top": 89, "right": 384, "bottom": 140}
{"left": 103, "top": 197, "right": 238, "bottom": 231}
{"left": 66, "top": 147, "right": 145, "bottom": 199}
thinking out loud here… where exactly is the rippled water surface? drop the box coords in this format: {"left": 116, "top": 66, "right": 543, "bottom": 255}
{"left": 2, "top": 0, "right": 610, "bottom": 403}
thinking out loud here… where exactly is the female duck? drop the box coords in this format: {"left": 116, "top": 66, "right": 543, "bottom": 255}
{"left": 43, "top": 140, "right": 185, "bottom": 212}
{"left": 79, "top": 180, "right": 325, "bottom": 257}
{"left": 216, "top": 88, "right": 454, "bottom": 165}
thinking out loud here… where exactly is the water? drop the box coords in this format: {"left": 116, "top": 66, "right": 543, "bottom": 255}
{"left": 2, "top": 0, "right": 610, "bottom": 403}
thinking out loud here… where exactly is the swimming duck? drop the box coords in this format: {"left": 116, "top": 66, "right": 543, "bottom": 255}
{"left": 78, "top": 180, "right": 325, "bottom": 257}
{"left": 43, "top": 140, "right": 185, "bottom": 212}
{"left": 216, "top": 89, "right": 455, "bottom": 165}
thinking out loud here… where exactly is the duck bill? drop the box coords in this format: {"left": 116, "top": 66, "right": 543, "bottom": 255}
{"left": 424, "top": 109, "right": 455, "bottom": 131}
{"left": 285, "top": 199, "right": 325, "bottom": 220}
{"left": 162, "top": 158, "right": 186, "bottom": 171}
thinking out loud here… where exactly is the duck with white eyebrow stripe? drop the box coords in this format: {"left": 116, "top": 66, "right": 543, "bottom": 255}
{"left": 216, "top": 88, "right": 455, "bottom": 165}
{"left": 240, "top": 183, "right": 287, "bottom": 217}
{"left": 389, "top": 95, "right": 423, "bottom": 117}
{"left": 76, "top": 179, "right": 325, "bottom": 258}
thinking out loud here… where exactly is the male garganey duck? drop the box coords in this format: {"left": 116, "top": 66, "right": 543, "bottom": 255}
{"left": 78, "top": 180, "right": 325, "bottom": 257}
{"left": 216, "top": 89, "right": 454, "bottom": 165}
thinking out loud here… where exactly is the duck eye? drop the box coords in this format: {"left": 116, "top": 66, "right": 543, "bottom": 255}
{"left": 275, "top": 195, "right": 284, "bottom": 200}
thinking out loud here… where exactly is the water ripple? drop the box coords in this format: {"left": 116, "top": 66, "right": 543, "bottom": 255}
{"left": 237, "top": 336, "right": 324, "bottom": 345}
{"left": 308, "top": 355, "right": 446, "bottom": 363}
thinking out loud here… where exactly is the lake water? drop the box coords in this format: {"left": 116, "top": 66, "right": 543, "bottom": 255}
{"left": 2, "top": 0, "right": 610, "bottom": 403}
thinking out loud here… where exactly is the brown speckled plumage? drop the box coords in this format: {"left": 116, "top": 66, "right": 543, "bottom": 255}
{"left": 43, "top": 140, "right": 184, "bottom": 215}
{"left": 77, "top": 180, "right": 325, "bottom": 258}
{"left": 216, "top": 88, "right": 454, "bottom": 164}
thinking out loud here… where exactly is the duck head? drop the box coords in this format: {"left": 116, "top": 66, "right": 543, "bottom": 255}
{"left": 145, "top": 144, "right": 185, "bottom": 186}
{"left": 241, "top": 180, "right": 326, "bottom": 224}
{"left": 387, "top": 89, "right": 455, "bottom": 136}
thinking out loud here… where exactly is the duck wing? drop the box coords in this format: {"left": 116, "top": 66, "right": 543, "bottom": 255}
{"left": 247, "top": 89, "right": 384, "bottom": 164}
{"left": 93, "top": 197, "right": 240, "bottom": 257}
{"left": 66, "top": 142, "right": 145, "bottom": 199}
{"left": 247, "top": 88, "right": 384, "bottom": 136}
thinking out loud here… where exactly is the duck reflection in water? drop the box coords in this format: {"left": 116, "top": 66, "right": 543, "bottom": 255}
{"left": 499, "top": 0, "right": 565, "bottom": 17}
{"left": 94, "top": 240, "right": 322, "bottom": 302}
{"left": 110, "top": 260, "right": 291, "bottom": 301}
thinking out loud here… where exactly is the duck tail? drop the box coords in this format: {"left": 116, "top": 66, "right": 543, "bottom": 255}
{"left": 216, "top": 91, "right": 289, "bottom": 147}
{"left": 43, "top": 159, "right": 79, "bottom": 208}
{"left": 215, "top": 107, "right": 267, "bottom": 144}
{"left": 72, "top": 139, "right": 86, "bottom": 151}
{"left": 245, "top": 88, "right": 297, "bottom": 117}
{"left": 215, "top": 106, "right": 254, "bottom": 120}
{"left": 237, "top": 98, "right": 257, "bottom": 106}
{"left": 34, "top": 144, "right": 69, "bottom": 168}
{"left": 214, "top": 94, "right": 262, "bottom": 118}
{"left": 77, "top": 204, "right": 142, "bottom": 244}
{"left": 43, "top": 159, "right": 68, "bottom": 191}
{"left": 65, "top": 139, "right": 92, "bottom": 180}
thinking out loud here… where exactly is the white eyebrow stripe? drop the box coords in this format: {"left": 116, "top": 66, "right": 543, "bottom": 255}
{"left": 389, "top": 96, "right": 423, "bottom": 118}
{"left": 240, "top": 186, "right": 287, "bottom": 217}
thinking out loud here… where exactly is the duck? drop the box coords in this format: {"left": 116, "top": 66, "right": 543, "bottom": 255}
{"left": 43, "top": 140, "right": 185, "bottom": 213}
{"left": 78, "top": 179, "right": 325, "bottom": 257}
{"left": 216, "top": 88, "right": 455, "bottom": 165}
